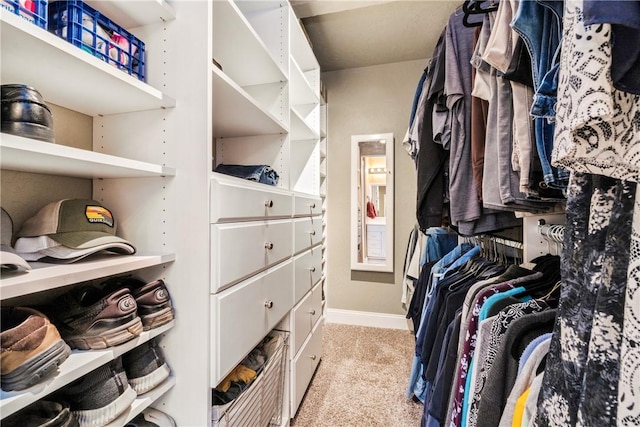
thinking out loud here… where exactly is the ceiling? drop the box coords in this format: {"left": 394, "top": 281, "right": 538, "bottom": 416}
{"left": 291, "top": 1, "right": 461, "bottom": 72}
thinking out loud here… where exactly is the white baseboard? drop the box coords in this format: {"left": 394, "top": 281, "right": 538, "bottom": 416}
{"left": 325, "top": 308, "right": 411, "bottom": 330}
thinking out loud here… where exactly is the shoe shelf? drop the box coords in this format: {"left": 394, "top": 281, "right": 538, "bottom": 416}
{"left": 212, "top": 66, "right": 287, "bottom": 138}
{"left": 0, "top": 321, "right": 175, "bottom": 418}
{"left": 0, "top": 9, "right": 175, "bottom": 117}
{"left": 85, "top": 0, "right": 176, "bottom": 29}
{"left": 0, "top": 253, "right": 175, "bottom": 301}
{"left": 115, "top": 375, "right": 176, "bottom": 426}
{"left": 0, "top": 134, "right": 176, "bottom": 179}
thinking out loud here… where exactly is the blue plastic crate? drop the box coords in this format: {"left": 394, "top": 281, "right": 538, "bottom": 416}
{"left": 0, "top": 0, "right": 47, "bottom": 28}
{"left": 47, "top": 0, "right": 146, "bottom": 81}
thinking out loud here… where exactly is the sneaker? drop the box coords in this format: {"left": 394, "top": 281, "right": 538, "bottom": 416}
{"left": 49, "top": 284, "right": 142, "bottom": 350}
{"left": 122, "top": 338, "right": 171, "bottom": 394}
{"left": 56, "top": 357, "right": 137, "bottom": 427}
{"left": 125, "top": 408, "right": 176, "bottom": 427}
{"left": 2, "top": 400, "right": 80, "bottom": 427}
{"left": 1, "top": 307, "right": 71, "bottom": 391}
{"left": 101, "top": 276, "right": 174, "bottom": 330}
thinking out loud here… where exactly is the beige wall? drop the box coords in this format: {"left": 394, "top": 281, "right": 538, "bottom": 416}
{"left": 324, "top": 58, "right": 425, "bottom": 315}
{"left": 1, "top": 104, "right": 93, "bottom": 232}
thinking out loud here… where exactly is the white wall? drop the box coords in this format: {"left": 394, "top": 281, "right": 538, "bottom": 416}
{"left": 324, "top": 58, "right": 425, "bottom": 315}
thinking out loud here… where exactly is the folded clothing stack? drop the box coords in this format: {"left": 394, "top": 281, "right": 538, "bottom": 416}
{"left": 214, "top": 164, "right": 280, "bottom": 186}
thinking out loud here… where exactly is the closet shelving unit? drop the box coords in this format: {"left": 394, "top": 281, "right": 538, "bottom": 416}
{"left": 0, "top": 1, "right": 177, "bottom": 424}
{"left": 319, "top": 90, "right": 328, "bottom": 316}
{"left": 1, "top": 0, "right": 325, "bottom": 424}
{"left": 211, "top": 0, "right": 323, "bottom": 425}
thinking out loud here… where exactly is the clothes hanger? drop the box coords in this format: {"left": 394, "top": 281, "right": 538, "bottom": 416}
{"left": 539, "top": 280, "right": 562, "bottom": 301}
{"left": 463, "top": 0, "right": 499, "bottom": 15}
{"left": 462, "top": 0, "right": 498, "bottom": 27}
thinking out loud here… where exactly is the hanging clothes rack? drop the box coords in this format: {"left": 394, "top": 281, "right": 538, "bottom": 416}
{"left": 537, "top": 219, "right": 565, "bottom": 256}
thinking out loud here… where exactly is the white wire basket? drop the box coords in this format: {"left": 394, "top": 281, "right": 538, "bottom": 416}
{"left": 211, "top": 331, "right": 289, "bottom": 427}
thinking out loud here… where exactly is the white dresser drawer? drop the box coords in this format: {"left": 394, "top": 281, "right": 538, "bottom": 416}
{"left": 211, "top": 219, "right": 292, "bottom": 293}
{"left": 211, "top": 176, "right": 292, "bottom": 223}
{"left": 293, "top": 216, "right": 323, "bottom": 254}
{"left": 293, "top": 246, "right": 322, "bottom": 303}
{"left": 211, "top": 260, "right": 294, "bottom": 386}
{"left": 291, "top": 281, "right": 324, "bottom": 355}
{"left": 293, "top": 194, "right": 322, "bottom": 217}
{"left": 291, "top": 319, "right": 323, "bottom": 416}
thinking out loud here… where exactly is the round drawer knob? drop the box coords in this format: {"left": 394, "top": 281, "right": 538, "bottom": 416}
{"left": 309, "top": 266, "right": 316, "bottom": 272}
{"left": 265, "top": 242, "right": 274, "bottom": 250}
{"left": 264, "top": 300, "right": 274, "bottom": 309}
{"left": 310, "top": 230, "right": 316, "bottom": 236}
{"left": 309, "top": 309, "right": 316, "bottom": 315}
{"left": 309, "top": 354, "right": 317, "bottom": 360}
{"left": 310, "top": 203, "right": 316, "bottom": 209}
{"left": 265, "top": 200, "right": 274, "bottom": 208}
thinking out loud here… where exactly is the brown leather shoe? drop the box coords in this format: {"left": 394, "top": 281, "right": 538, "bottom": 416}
{"left": 1, "top": 307, "right": 71, "bottom": 391}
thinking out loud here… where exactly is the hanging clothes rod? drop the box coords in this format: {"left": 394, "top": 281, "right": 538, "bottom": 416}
{"left": 491, "top": 237, "right": 524, "bottom": 250}
{"left": 537, "top": 220, "right": 565, "bottom": 243}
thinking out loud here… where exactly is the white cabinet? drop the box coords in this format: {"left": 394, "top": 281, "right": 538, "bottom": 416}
{"left": 211, "top": 260, "right": 294, "bottom": 385}
{"left": 291, "top": 316, "right": 323, "bottom": 416}
{"left": 291, "top": 280, "right": 323, "bottom": 356}
{"left": 366, "top": 223, "right": 387, "bottom": 259}
{"left": 293, "top": 246, "right": 323, "bottom": 303}
{"left": 293, "top": 216, "right": 323, "bottom": 254}
{"left": 211, "top": 219, "right": 293, "bottom": 292}
{"left": 1, "top": 0, "right": 323, "bottom": 425}
{"left": 211, "top": 1, "right": 323, "bottom": 424}
{"left": 210, "top": 176, "right": 292, "bottom": 223}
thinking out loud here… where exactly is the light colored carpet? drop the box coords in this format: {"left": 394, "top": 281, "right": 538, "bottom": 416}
{"left": 291, "top": 323, "right": 423, "bottom": 427}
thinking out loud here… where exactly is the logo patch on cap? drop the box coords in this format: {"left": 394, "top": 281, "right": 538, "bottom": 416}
{"left": 85, "top": 206, "right": 114, "bottom": 227}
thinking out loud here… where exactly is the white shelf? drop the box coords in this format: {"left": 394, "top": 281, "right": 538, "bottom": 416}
{"left": 0, "top": 10, "right": 175, "bottom": 116}
{"left": 0, "top": 134, "right": 176, "bottom": 179}
{"left": 0, "top": 321, "right": 175, "bottom": 418}
{"left": 290, "top": 58, "right": 319, "bottom": 107}
{"left": 291, "top": 111, "right": 319, "bottom": 141}
{"left": 235, "top": 1, "right": 286, "bottom": 15}
{"left": 114, "top": 376, "right": 176, "bottom": 426}
{"left": 289, "top": 8, "right": 318, "bottom": 72}
{"left": 212, "top": 66, "right": 286, "bottom": 138}
{"left": 0, "top": 253, "right": 175, "bottom": 301}
{"left": 85, "top": 0, "right": 176, "bottom": 28}
{"left": 213, "top": 0, "right": 287, "bottom": 87}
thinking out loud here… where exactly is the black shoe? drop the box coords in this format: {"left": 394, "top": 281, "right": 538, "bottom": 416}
{"left": 100, "top": 276, "right": 175, "bottom": 330}
{"left": 125, "top": 408, "right": 176, "bottom": 427}
{"left": 47, "top": 284, "right": 142, "bottom": 350}
{"left": 122, "top": 338, "right": 171, "bottom": 394}
{"left": 55, "top": 357, "right": 137, "bottom": 427}
{"left": 2, "top": 400, "right": 80, "bottom": 427}
{"left": 1, "top": 84, "right": 55, "bottom": 143}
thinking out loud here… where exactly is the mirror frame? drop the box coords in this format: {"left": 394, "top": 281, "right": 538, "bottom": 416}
{"left": 350, "top": 133, "right": 394, "bottom": 272}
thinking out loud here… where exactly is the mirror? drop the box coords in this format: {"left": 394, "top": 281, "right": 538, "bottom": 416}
{"left": 351, "top": 133, "right": 394, "bottom": 272}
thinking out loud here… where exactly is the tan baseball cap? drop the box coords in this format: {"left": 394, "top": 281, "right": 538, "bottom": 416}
{"left": 17, "top": 199, "right": 135, "bottom": 254}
